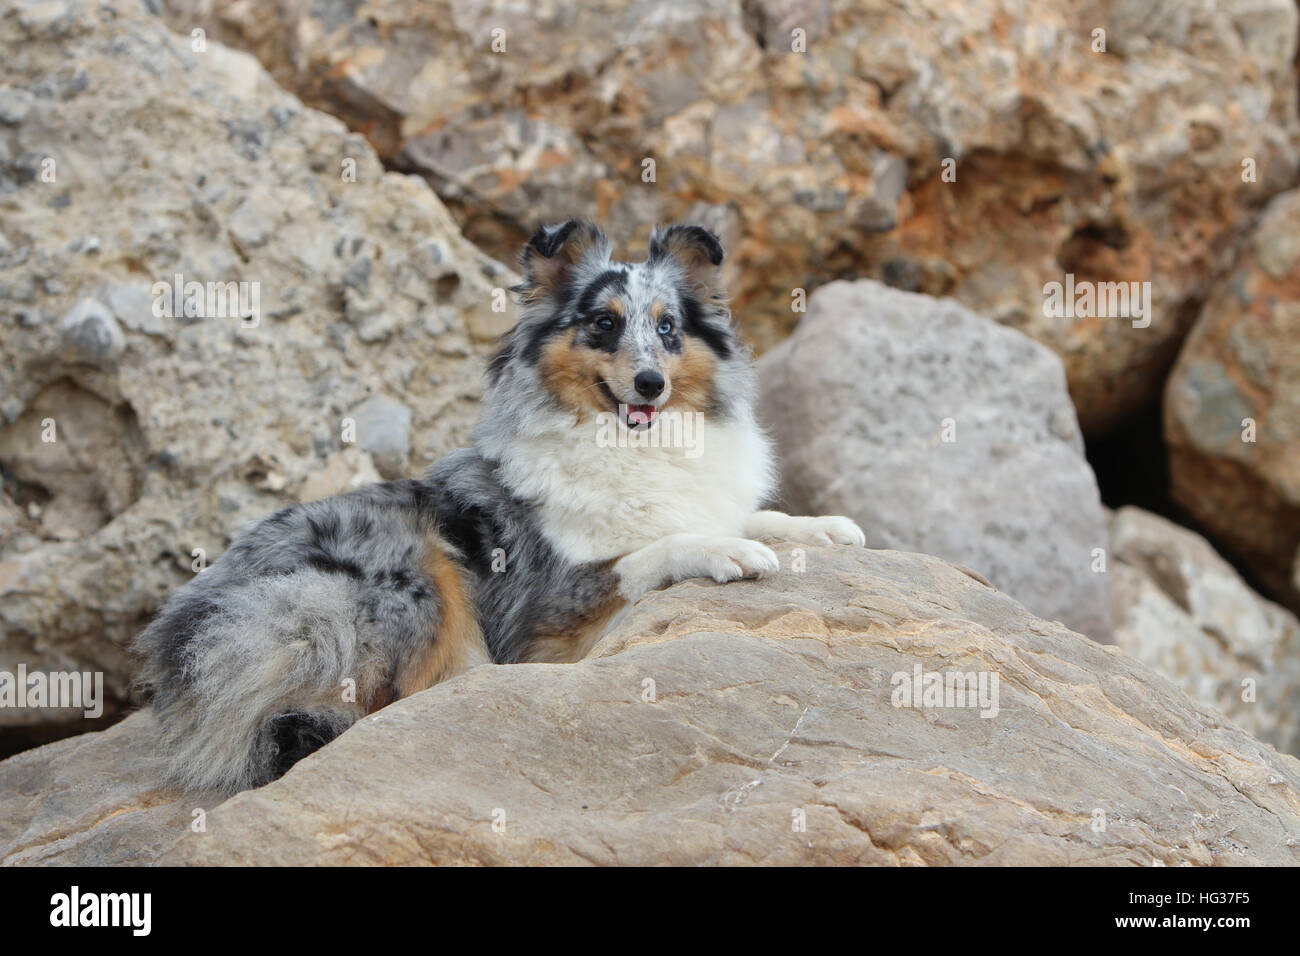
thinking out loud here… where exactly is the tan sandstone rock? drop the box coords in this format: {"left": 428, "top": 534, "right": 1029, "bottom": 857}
{"left": 1109, "top": 506, "right": 1300, "bottom": 758}
{"left": 1165, "top": 188, "right": 1300, "bottom": 614}
{"left": 0, "top": 0, "right": 511, "bottom": 742}
{"left": 3, "top": 543, "right": 1297, "bottom": 866}
{"left": 0, "top": 713, "right": 222, "bottom": 865}
{"left": 160, "top": 0, "right": 1300, "bottom": 432}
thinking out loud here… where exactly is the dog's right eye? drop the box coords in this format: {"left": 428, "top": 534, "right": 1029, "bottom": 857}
{"left": 591, "top": 312, "right": 616, "bottom": 331}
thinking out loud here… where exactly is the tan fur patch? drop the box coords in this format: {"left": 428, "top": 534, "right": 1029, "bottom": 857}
{"left": 539, "top": 332, "right": 635, "bottom": 421}
{"left": 356, "top": 662, "right": 397, "bottom": 714}
{"left": 522, "top": 569, "right": 626, "bottom": 664}
{"left": 384, "top": 537, "right": 488, "bottom": 704}
{"left": 663, "top": 336, "right": 718, "bottom": 413}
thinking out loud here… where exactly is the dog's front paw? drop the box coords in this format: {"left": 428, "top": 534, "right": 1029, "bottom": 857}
{"left": 679, "top": 536, "right": 781, "bottom": 584}
{"left": 796, "top": 515, "right": 867, "bottom": 548}
{"left": 746, "top": 511, "right": 866, "bottom": 547}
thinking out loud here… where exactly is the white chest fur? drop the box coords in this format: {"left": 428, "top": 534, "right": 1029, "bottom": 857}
{"left": 495, "top": 412, "right": 776, "bottom": 563}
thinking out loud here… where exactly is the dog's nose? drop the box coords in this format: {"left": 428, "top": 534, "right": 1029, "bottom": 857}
{"left": 633, "top": 370, "right": 665, "bottom": 399}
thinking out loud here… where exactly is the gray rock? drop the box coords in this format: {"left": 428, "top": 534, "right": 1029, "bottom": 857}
{"left": 348, "top": 395, "right": 412, "bottom": 477}
{"left": 0, "top": 86, "right": 35, "bottom": 125}
{"left": 59, "top": 297, "right": 124, "bottom": 362}
{"left": 14, "top": 0, "right": 77, "bottom": 36}
{"left": 1109, "top": 506, "right": 1300, "bottom": 757}
{"left": 758, "top": 280, "right": 1112, "bottom": 641}
{"left": 226, "top": 193, "right": 272, "bottom": 249}
{"left": 103, "top": 280, "right": 166, "bottom": 335}
{"left": 66, "top": 234, "right": 100, "bottom": 255}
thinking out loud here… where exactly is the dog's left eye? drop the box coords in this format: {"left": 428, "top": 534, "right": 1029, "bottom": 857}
{"left": 656, "top": 317, "right": 674, "bottom": 336}
{"left": 592, "top": 313, "right": 616, "bottom": 331}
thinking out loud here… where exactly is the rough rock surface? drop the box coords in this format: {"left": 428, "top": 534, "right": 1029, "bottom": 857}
{"left": 0, "top": 712, "right": 222, "bottom": 865}
{"left": 0, "top": 0, "right": 509, "bottom": 744}
{"left": 160, "top": 0, "right": 1300, "bottom": 432}
{"left": 1109, "top": 507, "right": 1300, "bottom": 758}
{"left": 758, "top": 280, "right": 1112, "bottom": 641}
{"left": 3, "top": 543, "right": 1298, "bottom": 866}
{"left": 1165, "top": 188, "right": 1300, "bottom": 613}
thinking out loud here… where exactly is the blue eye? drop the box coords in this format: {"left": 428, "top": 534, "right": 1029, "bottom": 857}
{"left": 657, "top": 318, "right": 674, "bottom": 335}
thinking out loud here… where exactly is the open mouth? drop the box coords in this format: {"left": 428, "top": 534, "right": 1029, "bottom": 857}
{"left": 599, "top": 382, "right": 658, "bottom": 428}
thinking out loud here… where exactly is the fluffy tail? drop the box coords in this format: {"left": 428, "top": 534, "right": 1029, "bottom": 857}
{"left": 134, "top": 569, "right": 374, "bottom": 793}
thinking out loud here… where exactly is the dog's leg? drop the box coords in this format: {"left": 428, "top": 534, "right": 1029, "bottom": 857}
{"left": 613, "top": 533, "right": 781, "bottom": 602}
{"left": 744, "top": 510, "right": 867, "bottom": 547}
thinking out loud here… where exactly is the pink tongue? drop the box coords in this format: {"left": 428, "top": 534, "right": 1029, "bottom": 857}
{"left": 627, "top": 404, "right": 657, "bottom": 426}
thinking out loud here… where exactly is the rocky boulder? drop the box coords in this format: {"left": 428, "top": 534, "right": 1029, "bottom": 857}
{"left": 1109, "top": 506, "right": 1300, "bottom": 758}
{"left": 1165, "top": 188, "right": 1300, "bottom": 614}
{"left": 3, "top": 542, "right": 1298, "bottom": 865}
{"left": 160, "top": 0, "right": 1300, "bottom": 432}
{"left": 0, "top": 0, "right": 509, "bottom": 747}
{"left": 758, "top": 280, "right": 1112, "bottom": 641}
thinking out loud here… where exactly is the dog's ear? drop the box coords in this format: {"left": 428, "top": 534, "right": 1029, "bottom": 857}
{"left": 517, "top": 220, "right": 612, "bottom": 300}
{"left": 648, "top": 224, "right": 725, "bottom": 297}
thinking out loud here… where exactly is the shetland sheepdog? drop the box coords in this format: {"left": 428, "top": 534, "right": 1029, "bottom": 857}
{"left": 134, "top": 221, "right": 865, "bottom": 792}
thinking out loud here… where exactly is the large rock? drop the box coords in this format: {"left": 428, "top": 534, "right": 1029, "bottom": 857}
{"left": 0, "top": 0, "right": 510, "bottom": 747}
{"left": 3, "top": 542, "right": 1298, "bottom": 865}
{"left": 758, "top": 280, "right": 1112, "bottom": 641}
{"left": 1109, "top": 506, "right": 1300, "bottom": 758}
{"left": 1165, "top": 189, "right": 1300, "bottom": 613}
{"left": 160, "top": 0, "right": 1300, "bottom": 432}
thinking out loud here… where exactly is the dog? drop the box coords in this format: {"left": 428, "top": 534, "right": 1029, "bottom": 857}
{"left": 133, "top": 221, "right": 865, "bottom": 793}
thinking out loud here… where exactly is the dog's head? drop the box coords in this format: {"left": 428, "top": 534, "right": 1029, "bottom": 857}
{"left": 488, "top": 220, "right": 746, "bottom": 429}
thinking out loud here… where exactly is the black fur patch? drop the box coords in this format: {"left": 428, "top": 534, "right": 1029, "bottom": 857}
{"left": 575, "top": 269, "right": 627, "bottom": 315}
{"left": 434, "top": 503, "right": 494, "bottom": 575}
{"left": 269, "top": 712, "right": 346, "bottom": 779}
{"left": 306, "top": 512, "right": 341, "bottom": 546}
{"left": 304, "top": 551, "right": 364, "bottom": 579}
{"left": 649, "top": 224, "right": 725, "bottom": 267}
{"left": 580, "top": 322, "right": 623, "bottom": 354}
{"left": 518, "top": 312, "right": 569, "bottom": 366}
{"left": 526, "top": 220, "right": 584, "bottom": 259}
{"left": 680, "top": 292, "right": 734, "bottom": 359}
